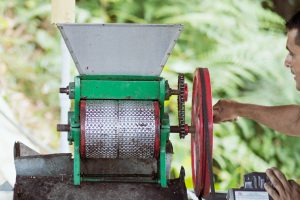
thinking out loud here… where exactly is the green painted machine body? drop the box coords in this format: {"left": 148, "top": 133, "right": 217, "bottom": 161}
{"left": 67, "top": 75, "right": 170, "bottom": 187}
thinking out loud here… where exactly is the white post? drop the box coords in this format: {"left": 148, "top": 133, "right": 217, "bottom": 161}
{"left": 59, "top": 39, "right": 71, "bottom": 153}
{"left": 51, "top": 0, "right": 75, "bottom": 153}
{"left": 51, "top": 0, "right": 75, "bottom": 24}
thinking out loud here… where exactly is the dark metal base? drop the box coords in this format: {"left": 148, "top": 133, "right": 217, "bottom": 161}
{"left": 204, "top": 193, "right": 227, "bottom": 200}
{"left": 13, "top": 142, "right": 188, "bottom": 200}
{"left": 13, "top": 175, "right": 188, "bottom": 200}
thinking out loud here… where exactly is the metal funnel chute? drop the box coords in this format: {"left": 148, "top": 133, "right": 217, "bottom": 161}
{"left": 57, "top": 24, "right": 183, "bottom": 76}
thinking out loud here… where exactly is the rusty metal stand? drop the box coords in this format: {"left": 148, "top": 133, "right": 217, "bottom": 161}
{"left": 14, "top": 175, "right": 188, "bottom": 200}
{"left": 13, "top": 142, "right": 188, "bottom": 200}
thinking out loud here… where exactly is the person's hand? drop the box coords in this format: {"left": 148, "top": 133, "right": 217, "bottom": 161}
{"left": 213, "top": 99, "right": 239, "bottom": 123}
{"left": 264, "top": 167, "right": 300, "bottom": 200}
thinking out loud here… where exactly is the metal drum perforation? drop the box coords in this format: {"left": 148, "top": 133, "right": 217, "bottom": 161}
{"left": 81, "top": 100, "right": 159, "bottom": 159}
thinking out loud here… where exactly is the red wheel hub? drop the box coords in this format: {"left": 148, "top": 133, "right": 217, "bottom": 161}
{"left": 191, "top": 68, "right": 213, "bottom": 197}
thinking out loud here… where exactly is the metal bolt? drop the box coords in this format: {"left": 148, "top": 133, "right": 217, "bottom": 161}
{"left": 59, "top": 86, "right": 69, "bottom": 95}
{"left": 57, "top": 124, "right": 70, "bottom": 132}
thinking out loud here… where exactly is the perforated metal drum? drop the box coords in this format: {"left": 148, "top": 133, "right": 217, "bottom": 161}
{"left": 80, "top": 100, "right": 160, "bottom": 159}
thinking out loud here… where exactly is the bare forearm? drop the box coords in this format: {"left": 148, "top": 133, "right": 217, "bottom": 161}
{"left": 236, "top": 103, "right": 300, "bottom": 136}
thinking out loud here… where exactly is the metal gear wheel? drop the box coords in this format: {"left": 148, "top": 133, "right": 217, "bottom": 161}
{"left": 178, "top": 73, "right": 186, "bottom": 138}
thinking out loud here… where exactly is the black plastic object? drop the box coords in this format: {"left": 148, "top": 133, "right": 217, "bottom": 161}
{"left": 243, "top": 172, "right": 271, "bottom": 190}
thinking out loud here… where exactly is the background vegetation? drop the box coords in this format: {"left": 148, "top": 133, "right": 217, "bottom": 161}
{"left": 1, "top": 0, "right": 299, "bottom": 193}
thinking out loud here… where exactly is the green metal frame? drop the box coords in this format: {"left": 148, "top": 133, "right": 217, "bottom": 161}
{"left": 67, "top": 75, "right": 170, "bottom": 187}
{"left": 160, "top": 114, "right": 170, "bottom": 187}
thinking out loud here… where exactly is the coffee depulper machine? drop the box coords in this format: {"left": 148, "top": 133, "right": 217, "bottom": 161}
{"left": 13, "top": 24, "right": 220, "bottom": 200}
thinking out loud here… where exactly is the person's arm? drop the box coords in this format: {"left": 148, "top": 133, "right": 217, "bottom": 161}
{"left": 213, "top": 99, "right": 300, "bottom": 136}
{"left": 264, "top": 167, "right": 300, "bottom": 200}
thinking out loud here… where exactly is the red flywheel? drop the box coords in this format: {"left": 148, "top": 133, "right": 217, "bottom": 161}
{"left": 191, "top": 68, "right": 213, "bottom": 197}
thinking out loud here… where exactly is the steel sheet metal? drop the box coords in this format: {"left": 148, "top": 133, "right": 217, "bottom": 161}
{"left": 81, "top": 100, "right": 159, "bottom": 159}
{"left": 57, "top": 24, "right": 183, "bottom": 76}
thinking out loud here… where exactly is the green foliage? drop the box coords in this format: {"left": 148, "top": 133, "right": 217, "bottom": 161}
{"left": 0, "top": 0, "right": 61, "bottom": 149}
{"left": 1, "top": 0, "right": 299, "bottom": 193}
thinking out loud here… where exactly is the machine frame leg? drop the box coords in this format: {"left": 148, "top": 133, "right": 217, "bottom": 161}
{"left": 160, "top": 115, "right": 170, "bottom": 187}
{"left": 73, "top": 128, "right": 81, "bottom": 185}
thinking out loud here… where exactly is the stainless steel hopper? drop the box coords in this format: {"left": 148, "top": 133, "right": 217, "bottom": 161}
{"left": 57, "top": 23, "right": 183, "bottom": 76}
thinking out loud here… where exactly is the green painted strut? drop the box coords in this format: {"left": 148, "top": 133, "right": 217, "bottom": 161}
{"left": 73, "top": 128, "right": 80, "bottom": 185}
{"left": 80, "top": 80, "right": 160, "bottom": 100}
{"left": 160, "top": 114, "right": 170, "bottom": 187}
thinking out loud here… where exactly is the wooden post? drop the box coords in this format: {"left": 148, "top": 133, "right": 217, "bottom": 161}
{"left": 51, "top": 0, "right": 75, "bottom": 23}
{"left": 51, "top": 0, "right": 75, "bottom": 153}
